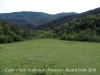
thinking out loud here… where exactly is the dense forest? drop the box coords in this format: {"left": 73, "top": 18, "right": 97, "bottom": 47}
{"left": 0, "top": 18, "right": 32, "bottom": 43}
{"left": 53, "top": 14, "right": 100, "bottom": 42}
{"left": 34, "top": 7, "right": 100, "bottom": 42}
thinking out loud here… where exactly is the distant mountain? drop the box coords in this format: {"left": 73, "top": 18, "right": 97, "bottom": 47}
{"left": 54, "top": 12, "right": 77, "bottom": 18}
{"left": 35, "top": 7, "right": 100, "bottom": 30}
{"left": 0, "top": 12, "right": 77, "bottom": 29}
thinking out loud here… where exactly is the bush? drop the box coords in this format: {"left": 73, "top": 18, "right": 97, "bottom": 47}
{"left": 9, "top": 31, "right": 17, "bottom": 41}
{"left": 38, "top": 34, "right": 45, "bottom": 38}
{"left": 66, "top": 34, "right": 76, "bottom": 40}
{"left": 0, "top": 34, "right": 8, "bottom": 43}
{"left": 60, "top": 34, "right": 67, "bottom": 40}
{"left": 7, "top": 35, "right": 13, "bottom": 43}
{"left": 15, "top": 35, "right": 23, "bottom": 41}
{"left": 92, "top": 35, "right": 100, "bottom": 42}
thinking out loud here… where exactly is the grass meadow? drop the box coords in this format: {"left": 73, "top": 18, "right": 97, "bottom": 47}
{"left": 0, "top": 39, "right": 100, "bottom": 75}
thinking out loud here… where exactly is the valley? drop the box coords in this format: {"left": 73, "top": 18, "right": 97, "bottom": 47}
{"left": 0, "top": 7, "right": 100, "bottom": 75}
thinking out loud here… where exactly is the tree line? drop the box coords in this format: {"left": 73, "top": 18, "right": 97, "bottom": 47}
{"left": 34, "top": 14, "right": 100, "bottom": 42}
{"left": 0, "top": 18, "right": 32, "bottom": 43}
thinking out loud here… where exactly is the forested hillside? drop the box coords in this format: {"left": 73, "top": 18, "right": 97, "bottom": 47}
{"left": 0, "top": 12, "right": 76, "bottom": 29}
{"left": 53, "top": 14, "right": 100, "bottom": 42}
{"left": 35, "top": 7, "right": 100, "bottom": 30}
{"left": 0, "top": 18, "right": 32, "bottom": 43}
{"left": 34, "top": 7, "right": 100, "bottom": 42}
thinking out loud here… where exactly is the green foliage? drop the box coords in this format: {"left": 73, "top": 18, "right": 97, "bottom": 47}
{"left": 60, "top": 34, "right": 67, "bottom": 40}
{"left": 0, "top": 26, "right": 3, "bottom": 34}
{"left": 15, "top": 35, "right": 23, "bottom": 41}
{"left": 7, "top": 35, "right": 13, "bottom": 43}
{"left": 9, "top": 31, "right": 17, "bottom": 41}
{"left": 0, "top": 34, "right": 7, "bottom": 43}
{"left": 51, "top": 13, "right": 100, "bottom": 42}
{"left": 32, "top": 12, "right": 100, "bottom": 42}
{"left": 61, "top": 23, "right": 69, "bottom": 30}
{"left": 66, "top": 34, "right": 76, "bottom": 40}
{"left": 34, "top": 30, "right": 55, "bottom": 39}
{"left": 3, "top": 24, "right": 10, "bottom": 35}
{"left": 69, "top": 26, "right": 75, "bottom": 30}
{"left": 33, "top": 13, "right": 100, "bottom": 42}
{"left": 0, "top": 18, "right": 32, "bottom": 43}
{"left": 54, "top": 26, "right": 61, "bottom": 33}
{"left": 19, "top": 29, "right": 24, "bottom": 36}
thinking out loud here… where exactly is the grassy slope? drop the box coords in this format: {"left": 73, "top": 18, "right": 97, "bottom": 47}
{"left": 0, "top": 39, "right": 100, "bottom": 75}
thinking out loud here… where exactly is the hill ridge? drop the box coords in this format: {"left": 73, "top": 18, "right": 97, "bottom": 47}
{"left": 0, "top": 11, "right": 77, "bottom": 29}
{"left": 34, "top": 7, "right": 100, "bottom": 30}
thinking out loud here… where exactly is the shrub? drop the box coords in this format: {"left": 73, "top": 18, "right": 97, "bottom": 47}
{"left": 7, "top": 35, "right": 13, "bottom": 43}
{"left": 0, "top": 34, "right": 8, "bottom": 43}
{"left": 9, "top": 31, "right": 17, "bottom": 41}
{"left": 60, "top": 34, "right": 67, "bottom": 40}
{"left": 92, "top": 35, "right": 100, "bottom": 42}
{"left": 66, "top": 34, "right": 76, "bottom": 40}
{"left": 15, "top": 35, "right": 23, "bottom": 41}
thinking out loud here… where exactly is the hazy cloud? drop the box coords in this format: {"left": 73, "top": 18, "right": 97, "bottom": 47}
{"left": 0, "top": 0, "right": 100, "bottom": 14}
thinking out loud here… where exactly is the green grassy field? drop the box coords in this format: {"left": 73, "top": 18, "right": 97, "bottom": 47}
{"left": 0, "top": 39, "right": 100, "bottom": 75}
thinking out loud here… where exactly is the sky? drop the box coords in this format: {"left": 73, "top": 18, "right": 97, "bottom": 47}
{"left": 0, "top": 0, "right": 100, "bottom": 14}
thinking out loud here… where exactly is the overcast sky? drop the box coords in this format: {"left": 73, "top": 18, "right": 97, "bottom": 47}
{"left": 0, "top": 0, "right": 100, "bottom": 14}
